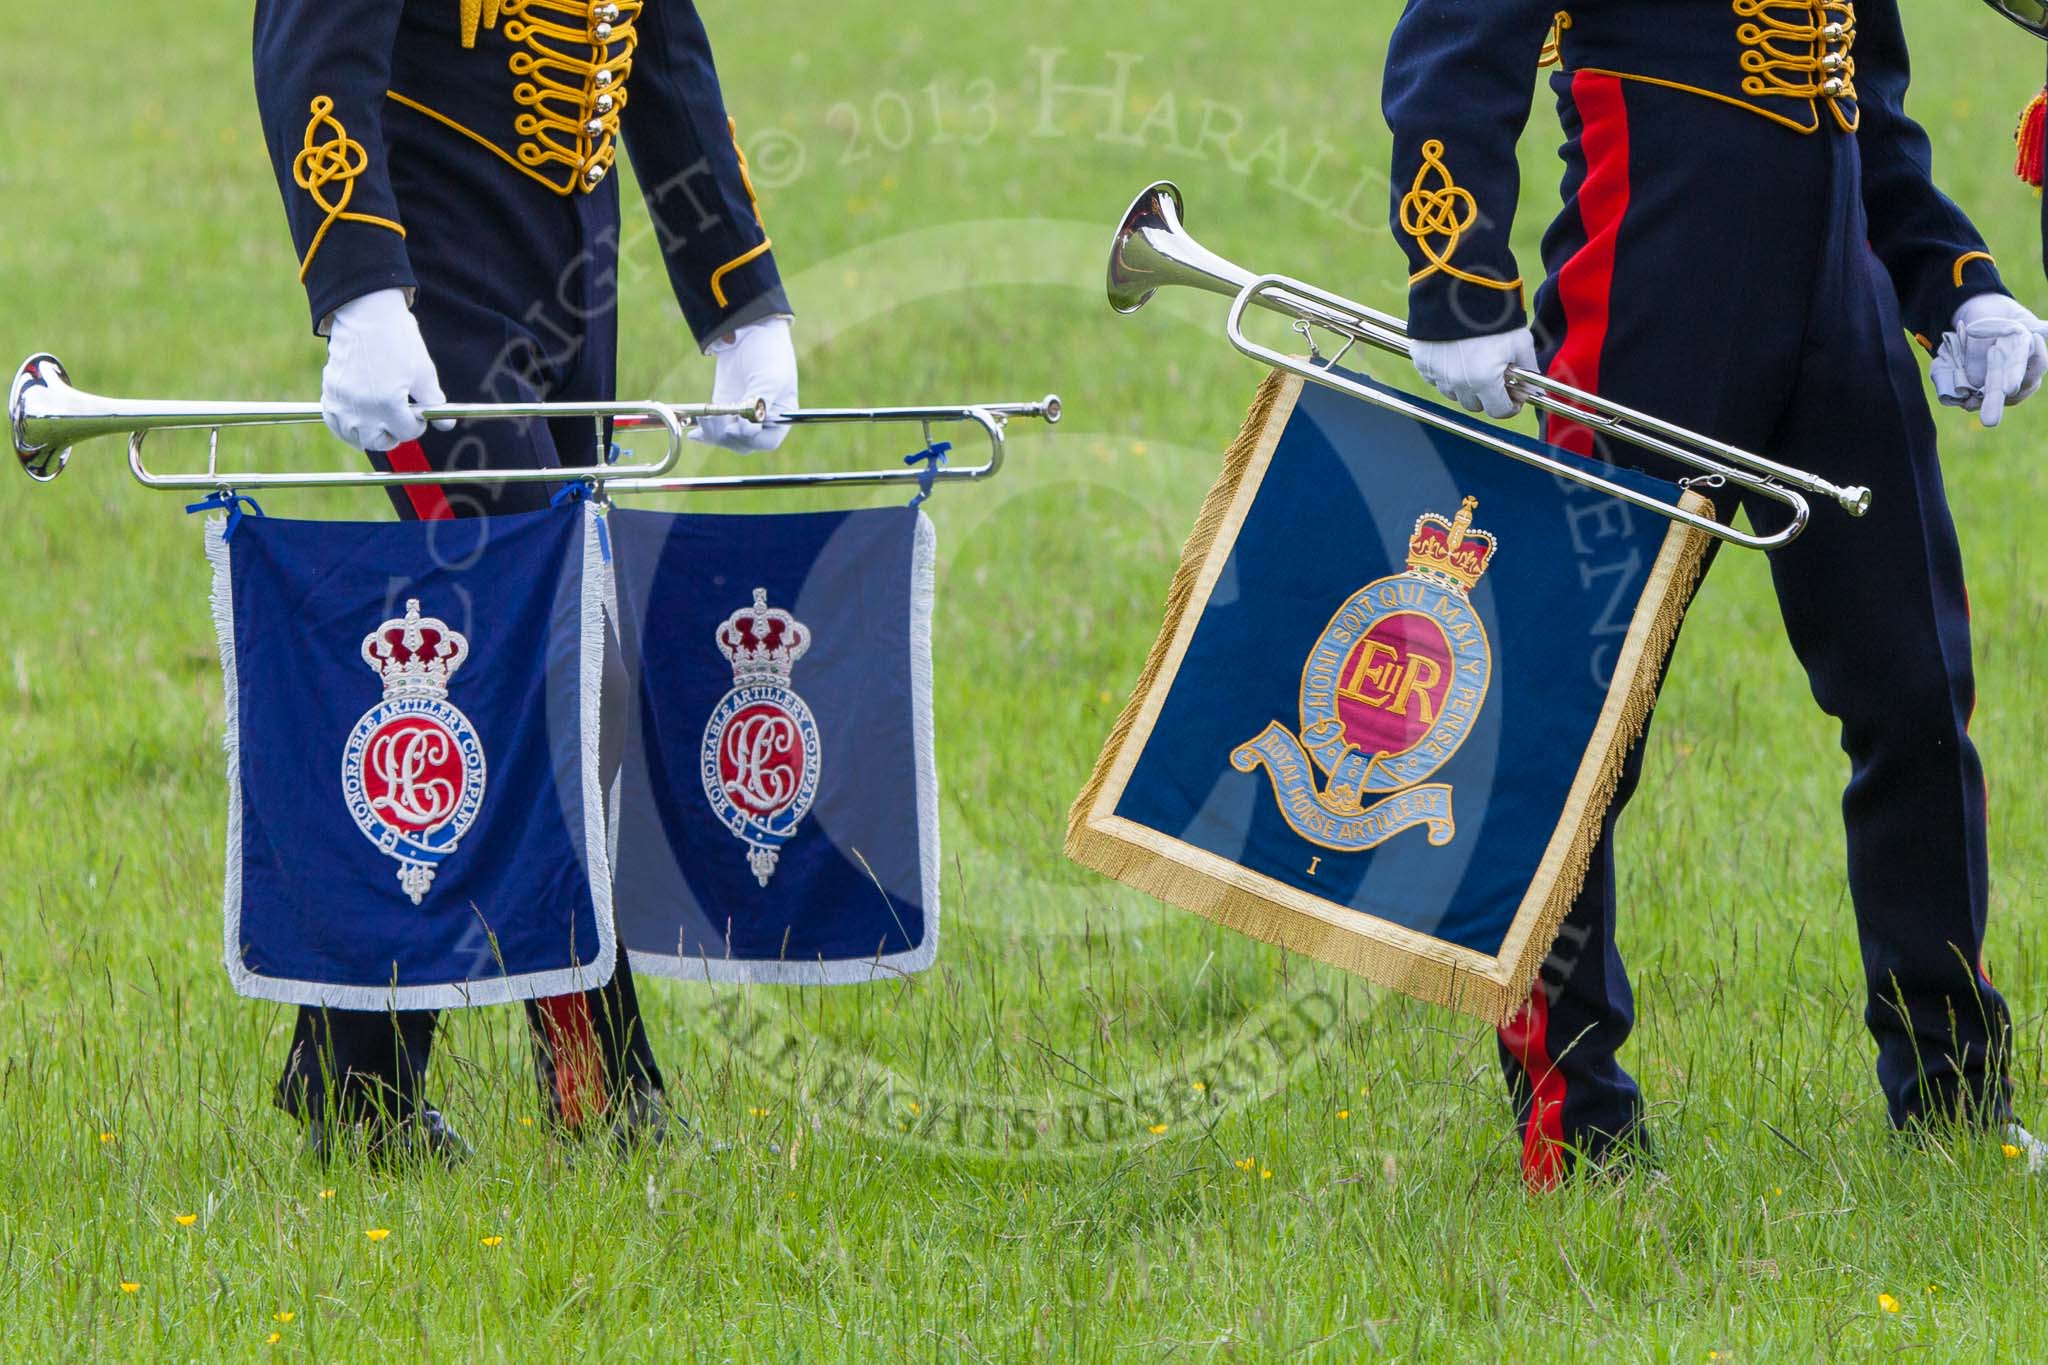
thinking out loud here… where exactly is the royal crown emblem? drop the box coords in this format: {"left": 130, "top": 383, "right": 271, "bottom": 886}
{"left": 1404, "top": 496, "right": 1496, "bottom": 591}
{"left": 701, "top": 589, "right": 823, "bottom": 886}
{"left": 1231, "top": 496, "right": 1497, "bottom": 851}
{"left": 340, "top": 600, "right": 488, "bottom": 903}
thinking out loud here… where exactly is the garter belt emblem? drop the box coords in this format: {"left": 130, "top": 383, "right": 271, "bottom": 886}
{"left": 341, "top": 600, "right": 488, "bottom": 903}
{"left": 1232, "top": 496, "right": 1496, "bottom": 851}
{"left": 702, "top": 589, "right": 823, "bottom": 886}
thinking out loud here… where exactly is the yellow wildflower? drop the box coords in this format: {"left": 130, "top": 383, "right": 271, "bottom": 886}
{"left": 1260, "top": 1167, "right": 1273, "bottom": 1180}
{"left": 317, "top": 1189, "right": 335, "bottom": 1200}
{"left": 1878, "top": 1293, "right": 1900, "bottom": 1314}
{"left": 520, "top": 1116, "right": 535, "bottom": 1127}
{"left": 1234, "top": 1156, "right": 1255, "bottom": 1172}
{"left": 267, "top": 1332, "right": 282, "bottom": 1345}
{"left": 365, "top": 1228, "right": 390, "bottom": 1242}
{"left": 1148, "top": 1124, "right": 1168, "bottom": 1136}
{"left": 1192, "top": 1081, "right": 1206, "bottom": 1093}
{"left": 1337, "top": 1109, "right": 1350, "bottom": 1120}
{"left": 2003, "top": 1143, "right": 2022, "bottom": 1159}
{"left": 274, "top": 1311, "right": 295, "bottom": 1323}
{"left": 99, "top": 1132, "right": 116, "bottom": 1145}
{"left": 119, "top": 1281, "right": 139, "bottom": 1294}
{"left": 174, "top": 1213, "right": 197, "bottom": 1227}
{"left": 481, "top": 1236, "right": 503, "bottom": 1248}
{"left": 749, "top": 1106, "right": 770, "bottom": 1118}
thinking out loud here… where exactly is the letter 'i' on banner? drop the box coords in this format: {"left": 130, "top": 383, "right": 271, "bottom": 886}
{"left": 207, "top": 502, "right": 617, "bottom": 1010}
{"left": 607, "top": 506, "right": 940, "bottom": 984}
{"left": 1066, "top": 368, "right": 1712, "bottom": 1025}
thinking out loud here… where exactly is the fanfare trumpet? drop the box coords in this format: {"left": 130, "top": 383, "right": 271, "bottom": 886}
{"left": 1108, "top": 181, "right": 1870, "bottom": 550}
{"left": 10, "top": 353, "right": 1059, "bottom": 495}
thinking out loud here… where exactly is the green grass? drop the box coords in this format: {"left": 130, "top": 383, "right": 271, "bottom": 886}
{"left": 4, "top": 1, "right": 2047, "bottom": 1357}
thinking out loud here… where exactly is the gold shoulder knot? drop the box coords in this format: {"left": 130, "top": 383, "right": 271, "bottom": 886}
{"left": 460, "top": 0, "right": 505, "bottom": 49}
{"left": 1538, "top": 12, "right": 1573, "bottom": 69}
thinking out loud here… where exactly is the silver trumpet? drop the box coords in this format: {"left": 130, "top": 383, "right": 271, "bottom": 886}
{"left": 11, "top": 353, "right": 1059, "bottom": 495}
{"left": 1109, "top": 181, "right": 1871, "bottom": 550}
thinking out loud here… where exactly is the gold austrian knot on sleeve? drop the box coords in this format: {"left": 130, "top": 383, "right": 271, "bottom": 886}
{"left": 292, "top": 96, "right": 406, "bottom": 281}
{"left": 1399, "top": 140, "right": 1519, "bottom": 292}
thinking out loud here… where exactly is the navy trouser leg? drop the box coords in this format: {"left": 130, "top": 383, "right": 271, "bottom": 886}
{"left": 276, "top": 1002, "right": 437, "bottom": 1123}
{"left": 1492, "top": 76, "right": 2012, "bottom": 1181}
{"left": 1756, "top": 239, "right": 2012, "bottom": 1128}
{"left": 1498, "top": 75, "right": 1819, "bottom": 1181}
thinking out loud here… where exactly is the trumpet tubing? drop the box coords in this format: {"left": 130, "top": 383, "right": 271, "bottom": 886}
{"left": 1107, "top": 181, "right": 1872, "bottom": 550}
{"left": 11, "top": 353, "right": 1058, "bottom": 495}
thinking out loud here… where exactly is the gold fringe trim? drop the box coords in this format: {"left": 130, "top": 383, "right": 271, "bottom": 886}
{"left": 1487, "top": 499, "right": 1710, "bottom": 1024}
{"left": 1064, "top": 367, "right": 1715, "bottom": 1027}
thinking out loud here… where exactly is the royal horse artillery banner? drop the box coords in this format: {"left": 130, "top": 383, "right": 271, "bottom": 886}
{"left": 206, "top": 502, "right": 614, "bottom": 1010}
{"left": 1067, "top": 368, "right": 1713, "bottom": 1025}
{"left": 607, "top": 506, "right": 939, "bottom": 983}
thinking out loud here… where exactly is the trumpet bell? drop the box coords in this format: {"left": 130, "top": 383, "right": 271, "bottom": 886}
{"left": 11, "top": 354, "right": 73, "bottom": 482}
{"left": 1108, "top": 181, "right": 1256, "bottom": 315}
{"left": 1984, "top": 0, "right": 2048, "bottom": 37}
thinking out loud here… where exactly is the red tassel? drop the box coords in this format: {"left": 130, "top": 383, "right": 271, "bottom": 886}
{"left": 2016, "top": 91, "right": 2047, "bottom": 189}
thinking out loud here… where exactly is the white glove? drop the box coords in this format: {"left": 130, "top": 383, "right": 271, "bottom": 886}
{"left": 692, "top": 315, "right": 798, "bottom": 454}
{"left": 1409, "top": 327, "right": 1540, "bottom": 419}
{"left": 320, "top": 288, "right": 451, "bottom": 453}
{"left": 1929, "top": 294, "right": 2048, "bottom": 428}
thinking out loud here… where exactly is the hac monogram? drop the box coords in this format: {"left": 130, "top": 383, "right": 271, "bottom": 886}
{"left": 341, "top": 601, "right": 488, "bottom": 905}
{"left": 700, "top": 589, "right": 823, "bottom": 888}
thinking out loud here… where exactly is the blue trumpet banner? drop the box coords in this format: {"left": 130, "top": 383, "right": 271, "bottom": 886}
{"left": 607, "top": 506, "right": 939, "bottom": 983}
{"left": 1067, "top": 368, "right": 1712, "bottom": 1024}
{"left": 208, "top": 503, "right": 615, "bottom": 1010}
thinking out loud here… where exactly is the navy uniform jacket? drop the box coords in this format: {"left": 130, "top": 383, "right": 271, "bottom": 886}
{"left": 1384, "top": 0, "right": 2006, "bottom": 345}
{"left": 253, "top": 0, "right": 786, "bottom": 345}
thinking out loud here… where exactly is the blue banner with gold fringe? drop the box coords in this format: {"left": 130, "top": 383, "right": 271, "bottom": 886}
{"left": 1067, "top": 367, "right": 1712, "bottom": 1024}
{"left": 207, "top": 502, "right": 615, "bottom": 1010}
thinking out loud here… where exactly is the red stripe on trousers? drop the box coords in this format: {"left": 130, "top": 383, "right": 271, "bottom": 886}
{"left": 1496, "top": 69, "right": 1633, "bottom": 1192}
{"left": 1544, "top": 72, "right": 1632, "bottom": 458}
{"left": 537, "top": 995, "right": 606, "bottom": 1127}
{"left": 380, "top": 439, "right": 607, "bottom": 1123}
{"left": 380, "top": 440, "right": 455, "bottom": 522}
{"left": 1499, "top": 984, "right": 1568, "bottom": 1190}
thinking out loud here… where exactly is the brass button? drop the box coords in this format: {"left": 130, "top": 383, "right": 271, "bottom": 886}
{"left": 585, "top": 118, "right": 606, "bottom": 137}
{"left": 1822, "top": 77, "right": 1845, "bottom": 97}
{"left": 585, "top": 163, "right": 608, "bottom": 185}
{"left": 595, "top": 92, "right": 615, "bottom": 113}
{"left": 596, "top": 4, "right": 621, "bottom": 19}
{"left": 595, "top": 69, "right": 613, "bottom": 87}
